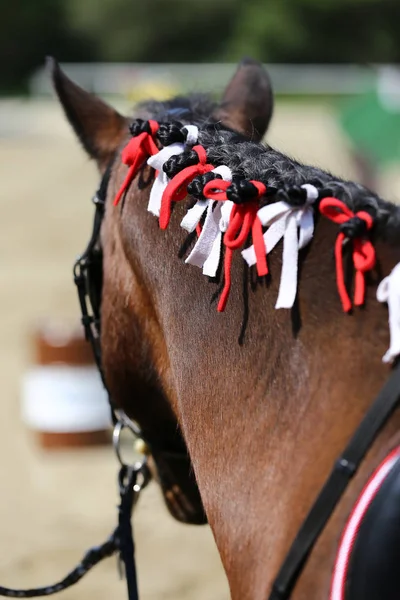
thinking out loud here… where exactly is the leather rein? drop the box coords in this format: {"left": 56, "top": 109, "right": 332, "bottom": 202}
{"left": 1, "top": 166, "right": 400, "bottom": 600}
{"left": 0, "top": 166, "right": 152, "bottom": 600}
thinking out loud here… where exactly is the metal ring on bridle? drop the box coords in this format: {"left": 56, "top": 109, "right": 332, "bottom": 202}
{"left": 112, "top": 421, "right": 135, "bottom": 468}
{"left": 114, "top": 409, "right": 143, "bottom": 437}
{"left": 112, "top": 418, "right": 148, "bottom": 467}
{"left": 113, "top": 419, "right": 152, "bottom": 498}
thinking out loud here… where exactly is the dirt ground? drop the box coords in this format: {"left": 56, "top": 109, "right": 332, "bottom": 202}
{"left": 0, "top": 96, "right": 391, "bottom": 600}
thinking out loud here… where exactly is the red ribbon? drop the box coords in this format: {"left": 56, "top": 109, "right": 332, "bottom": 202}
{"left": 113, "top": 120, "right": 159, "bottom": 206}
{"left": 203, "top": 178, "right": 231, "bottom": 201}
{"left": 159, "top": 145, "right": 214, "bottom": 230}
{"left": 319, "top": 197, "right": 375, "bottom": 312}
{"left": 203, "top": 179, "right": 267, "bottom": 312}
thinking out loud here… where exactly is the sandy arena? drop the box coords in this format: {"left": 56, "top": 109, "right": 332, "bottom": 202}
{"left": 0, "top": 95, "right": 391, "bottom": 599}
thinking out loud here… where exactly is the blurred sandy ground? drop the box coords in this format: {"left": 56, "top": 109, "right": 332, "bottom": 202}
{"left": 0, "top": 96, "right": 396, "bottom": 600}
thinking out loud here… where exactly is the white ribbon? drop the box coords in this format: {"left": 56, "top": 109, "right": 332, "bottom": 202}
{"left": 182, "top": 165, "right": 233, "bottom": 277}
{"left": 377, "top": 262, "right": 400, "bottom": 363}
{"left": 202, "top": 201, "right": 233, "bottom": 277}
{"left": 146, "top": 125, "right": 199, "bottom": 217}
{"left": 242, "top": 183, "right": 319, "bottom": 309}
{"left": 183, "top": 125, "right": 199, "bottom": 146}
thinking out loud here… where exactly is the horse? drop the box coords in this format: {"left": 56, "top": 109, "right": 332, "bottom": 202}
{"left": 51, "top": 57, "right": 400, "bottom": 600}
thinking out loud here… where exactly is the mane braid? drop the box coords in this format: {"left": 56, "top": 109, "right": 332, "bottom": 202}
{"left": 138, "top": 94, "right": 400, "bottom": 239}
{"left": 113, "top": 95, "right": 400, "bottom": 356}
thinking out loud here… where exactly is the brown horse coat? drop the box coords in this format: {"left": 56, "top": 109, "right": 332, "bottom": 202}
{"left": 52, "top": 58, "right": 400, "bottom": 599}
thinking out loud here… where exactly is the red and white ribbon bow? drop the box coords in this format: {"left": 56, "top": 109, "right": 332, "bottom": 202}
{"left": 377, "top": 262, "right": 400, "bottom": 363}
{"left": 242, "top": 183, "right": 319, "bottom": 309}
{"left": 159, "top": 145, "right": 214, "bottom": 230}
{"left": 202, "top": 179, "right": 267, "bottom": 311}
{"left": 114, "top": 119, "right": 160, "bottom": 206}
{"left": 146, "top": 125, "right": 199, "bottom": 217}
{"left": 319, "top": 197, "right": 375, "bottom": 312}
{"left": 181, "top": 165, "right": 233, "bottom": 276}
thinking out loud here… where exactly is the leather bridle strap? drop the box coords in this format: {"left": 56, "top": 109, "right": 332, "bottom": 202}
{"left": 117, "top": 466, "right": 141, "bottom": 600}
{"left": 73, "top": 165, "right": 110, "bottom": 384}
{"left": 269, "top": 359, "right": 400, "bottom": 600}
{"left": 0, "top": 164, "right": 148, "bottom": 600}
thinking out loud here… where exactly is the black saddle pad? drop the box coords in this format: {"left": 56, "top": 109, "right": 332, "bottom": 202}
{"left": 346, "top": 455, "right": 400, "bottom": 599}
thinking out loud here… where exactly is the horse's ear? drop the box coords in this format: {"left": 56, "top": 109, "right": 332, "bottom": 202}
{"left": 49, "top": 57, "right": 128, "bottom": 171}
{"left": 216, "top": 58, "right": 273, "bottom": 142}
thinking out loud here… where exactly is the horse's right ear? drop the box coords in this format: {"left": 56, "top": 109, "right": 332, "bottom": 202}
{"left": 49, "top": 57, "right": 128, "bottom": 171}
{"left": 216, "top": 58, "right": 273, "bottom": 142}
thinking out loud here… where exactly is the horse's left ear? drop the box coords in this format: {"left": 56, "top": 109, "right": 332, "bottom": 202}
{"left": 216, "top": 58, "right": 273, "bottom": 142}
{"left": 49, "top": 57, "right": 128, "bottom": 171}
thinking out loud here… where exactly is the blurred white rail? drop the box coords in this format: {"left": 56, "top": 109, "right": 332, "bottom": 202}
{"left": 29, "top": 63, "right": 384, "bottom": 98}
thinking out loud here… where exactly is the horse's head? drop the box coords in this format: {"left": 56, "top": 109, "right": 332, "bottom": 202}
{"left": 52, "top": 58, "right": 274, "bottom": 525}
{"left": 53, "top": 55, "right": 400, "bottom": 598}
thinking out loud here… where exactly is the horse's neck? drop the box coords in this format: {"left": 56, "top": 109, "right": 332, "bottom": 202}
{"left": 126, "top": 199, "right": 400, "bottom": 598}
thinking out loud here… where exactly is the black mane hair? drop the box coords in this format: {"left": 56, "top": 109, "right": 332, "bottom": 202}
{"left": 138, "top": 94, "right": 400, "bottom": 240}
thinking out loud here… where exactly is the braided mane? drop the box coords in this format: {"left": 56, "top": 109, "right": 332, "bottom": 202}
{"left": 138, "top": 94, "right": 399, "bottom": 240}
{"left": 108, "top": 92, "right": 400, "bottom": 359}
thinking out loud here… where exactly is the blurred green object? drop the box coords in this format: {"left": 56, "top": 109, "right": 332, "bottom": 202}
{"left": 340, "top": 85, "right": 400, "bottom": 167}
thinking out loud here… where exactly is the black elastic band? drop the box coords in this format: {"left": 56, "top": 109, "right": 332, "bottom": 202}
{"left": 269, "top": 360, "right": 400, "bottom": 600}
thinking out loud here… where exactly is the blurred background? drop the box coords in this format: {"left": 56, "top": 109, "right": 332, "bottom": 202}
{"left": 0, "top": 1, "right": 400, "bottom": 599}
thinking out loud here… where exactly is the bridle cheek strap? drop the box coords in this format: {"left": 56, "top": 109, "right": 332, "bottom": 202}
{"left": 319, "top": 198, "right": 375, "bottom": 312}
{"left": 114, "top": 120, "right": 159, "bottom": 206}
